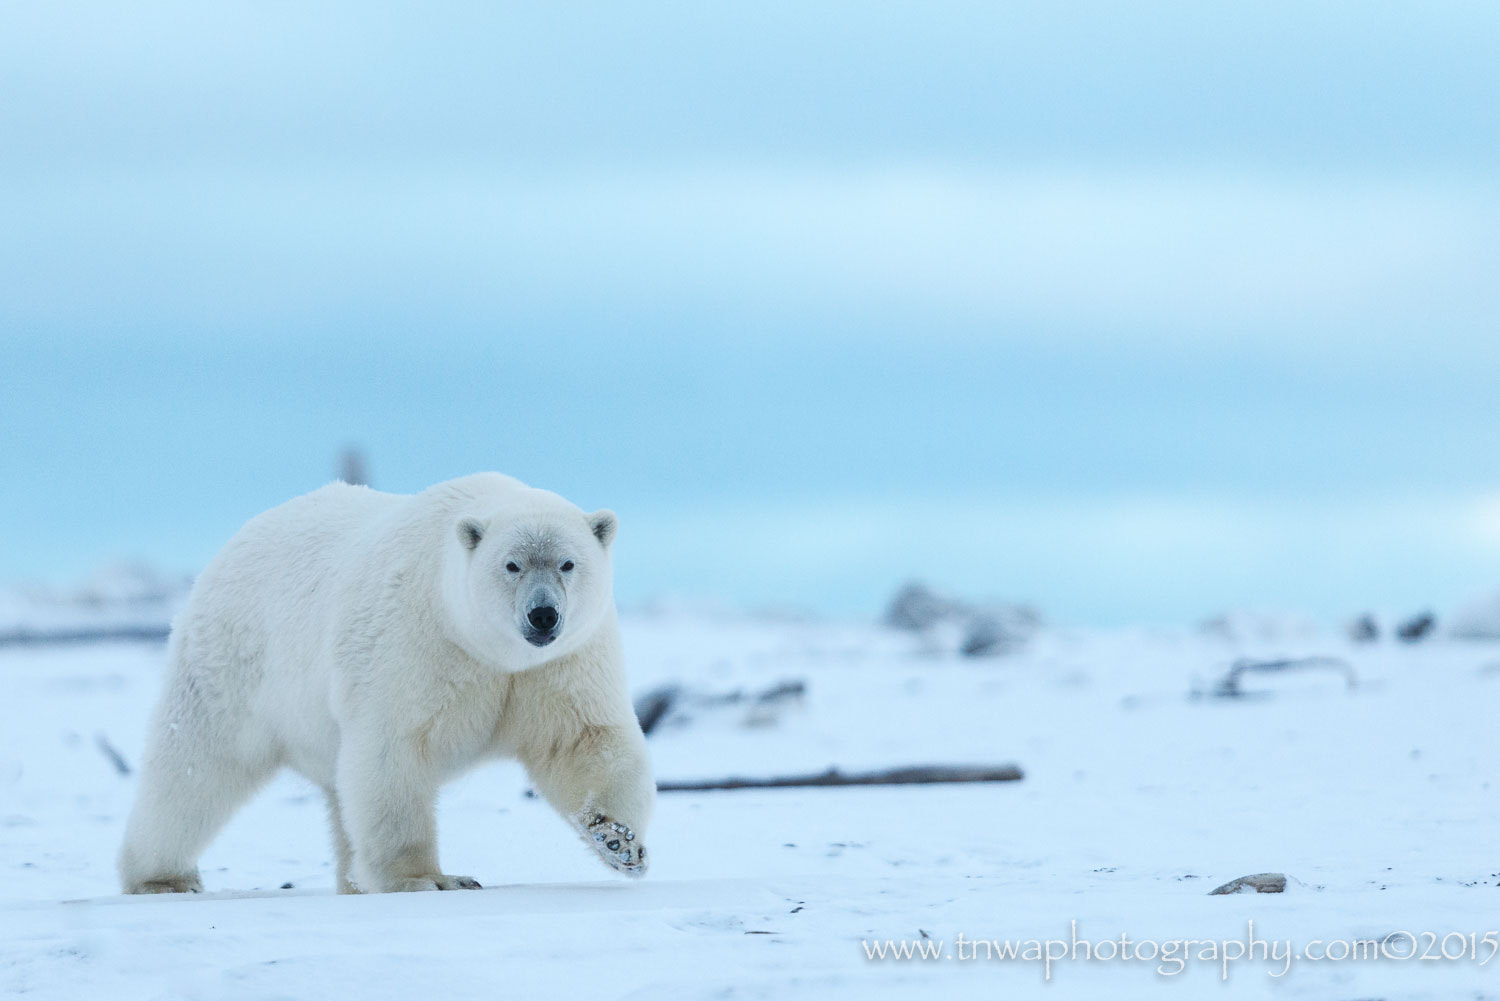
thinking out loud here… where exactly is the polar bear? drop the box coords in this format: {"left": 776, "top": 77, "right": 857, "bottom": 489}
{"left": 118, "top": 473, "right": 654, "bottom": 894}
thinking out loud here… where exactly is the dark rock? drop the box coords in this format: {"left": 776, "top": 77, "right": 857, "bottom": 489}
{"left": 744, "top": 679, "right": 807, "bottom": 727}
{"left": 960, "top": 616, "right": 1020, "bottom": 657}
{"left": 1396, "top": 612, "right": 1436, "bottom": 643}
{"left": 1209, "top": 872, "right": 1287, "bottom": 895}
{"left": 754, "top": 680, "right": 806, "bottom": 704}
{"left": 1347, "top": 614, "right": 1380, "bottom": 643}
{"left": 884, "top": 582, "right": 1040, "bottom": 658}
{"left": 883, "top": 582, "right": 960, "bottom": 631}
{"left": 633, "top": 684, "right": 681, "bottom": 736}
{"left": 961, "top": 602, "right": 1042, "bottom": 657}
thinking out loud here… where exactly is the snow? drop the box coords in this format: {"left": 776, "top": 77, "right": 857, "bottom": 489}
{"left": 1451, "top": 590, "right": 1500, "bottom": 639}
{"left": 0, "top": 562, "right": 189, "bottom": 638}
{"left": 3, "top": 605, "right": 1498, "bottom": 999}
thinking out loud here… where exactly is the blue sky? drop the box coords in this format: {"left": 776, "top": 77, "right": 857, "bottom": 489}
{"left": 3, "top": 2, "right": 1498, "bottom": 624}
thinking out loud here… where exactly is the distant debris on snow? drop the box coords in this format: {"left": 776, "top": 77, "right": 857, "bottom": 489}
{"left": 1209, "top": 872, "right": 1288, "bottom": 895}
{"left": 1396, "top": 611, "right": 1436, "bottom": 643}
{"left": 1346, "top": 613, "right": 1380, "bottom": 643}
{"left": 1198, "top": 610, "right": 1320, "bottom": 644}
{"left": 1345, "top": 610, "right": 1449, "bottom": 645}
{"left": 884, "top": 582, "right": 965, "bottom": 631}
{"left": 337, "top": 445, "right": 370, "bottom": 487}
{"left": 1203, "top": 656, "right": 1357, "bottom": 699}
{"left": 959, "top": 616, "right": 1017, "bottom": 657}
{"left": 0, "top": 561, "right": 190, "bottom": 647}
{"left": 657, "top": 762, "right": 1024, "bottom": 793}
{"left": 633, "top": 685, "right": 681, "bottom": 736}
{"left": 1203, "top": 608, "right": 1447, "bottom": 646}
{"left": 883, "top": 581, "right": 1039, "bottom": 657}
{"left": 633, "top": 679, "right": 807, "bottom": 736}
{"left": 94, "top": 733, "right": 132, "bottom": 777}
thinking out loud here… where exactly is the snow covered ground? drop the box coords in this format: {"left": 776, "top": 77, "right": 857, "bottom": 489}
{"left": 3, "top": 604, "right": 1498, "bottom": 999}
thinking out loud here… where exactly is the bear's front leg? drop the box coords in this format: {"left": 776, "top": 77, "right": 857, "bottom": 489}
{"left": 519, "top": 722, "right": 656, "bottom": 878}
{"left": 336, "top": 734, "right": 482, "bottom": 893}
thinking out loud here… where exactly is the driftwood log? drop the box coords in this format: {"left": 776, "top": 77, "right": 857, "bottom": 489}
{"left": 1213, "top": 656, "right": 1356, "bottom": 697}
{"left": 657, "top": 763, "right": 1023, "bottom": 792}
{"left": 95, "top": 733, "right": 132, "bottom": 776}
{"left": 0, "top": 625, "right": 171, "bottom": 648}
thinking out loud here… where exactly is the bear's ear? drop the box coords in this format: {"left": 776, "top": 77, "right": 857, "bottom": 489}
{"left": 457, "top": 518, "right": 487, "bottom": 552}
{"left": 588, "top": 510, "right": 618, "bottom": 549}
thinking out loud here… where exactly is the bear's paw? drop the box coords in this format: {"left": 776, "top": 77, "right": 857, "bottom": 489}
{"left": 382, "top": 874, "right": 483, "bottom": 892}
{"left": 580, "top": 811, "right": 648, "bottom": 877}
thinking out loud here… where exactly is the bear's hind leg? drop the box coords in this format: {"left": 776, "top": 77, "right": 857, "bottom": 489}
{"left": 118, "top": 709, "right": 278, "bottom": 894}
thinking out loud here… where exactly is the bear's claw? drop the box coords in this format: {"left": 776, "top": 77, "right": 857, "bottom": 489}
{"left": 578, "top": 811, "right": 648, "bottom": 877}
{"left": 384, "top": 874, "right": 483, "bottom": 892}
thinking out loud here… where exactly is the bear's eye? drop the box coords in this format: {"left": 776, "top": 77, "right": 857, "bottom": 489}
{"left": 560, "top": 561, "right": 575, "bottom": 573}
{"left": 505, "top": 562, "right": 521, "bottom": 574}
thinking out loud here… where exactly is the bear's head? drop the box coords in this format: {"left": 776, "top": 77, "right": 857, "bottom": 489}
{"left": 445, "top": 497, "right": 619, "bottom": 668}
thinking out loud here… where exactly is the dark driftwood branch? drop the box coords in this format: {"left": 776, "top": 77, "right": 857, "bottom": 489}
{"left": 657, "top": 763, "right": 1023, "bottom": 792}
{"left": 0, "top": 625, "right": 171, "bottom": 648}
{"left": 95, "top": 733, "right": 132, "bottom": 776}
{"left": 1214, "top": 656, "right": 1356, "bottom": 697}
{"left": 634, "top": 686, "right": 678, "bottom": 736}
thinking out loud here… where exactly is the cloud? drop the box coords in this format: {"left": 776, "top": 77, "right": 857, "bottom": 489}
{"left": 4, "top": 165, "right": 1497, "bottom": 360}
{"left": 616, "top": 491, "right": 1500, "bottom": 624}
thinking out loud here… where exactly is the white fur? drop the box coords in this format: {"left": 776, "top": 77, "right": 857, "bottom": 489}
{"left": 118, "top": 473, "right": 654, "bottom": 894}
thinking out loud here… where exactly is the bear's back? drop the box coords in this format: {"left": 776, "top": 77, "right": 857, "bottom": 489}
{"left": 218, "top": 482, "right": 404, "bottom": 577}
{"left": 178, "top": 483, "right": 407, "bottom": 655}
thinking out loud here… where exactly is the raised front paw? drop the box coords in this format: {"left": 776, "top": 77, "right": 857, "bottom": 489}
{"left": 382, "top": 874, "right": 483, "bottom": 892}
{"left": 580, "top": 812, "right": 648, "bottom": 877}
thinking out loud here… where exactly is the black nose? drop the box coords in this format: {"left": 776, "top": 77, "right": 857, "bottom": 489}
{"left": 528, "top": 606, "right": 559, "bottom": 631}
